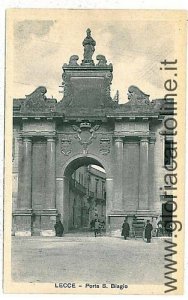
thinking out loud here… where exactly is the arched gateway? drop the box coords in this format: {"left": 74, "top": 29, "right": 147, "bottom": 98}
{"left": 60, "top": 155, "right": 109, "bottom": 232}
{"left": 12, "top": 29, "right": 170, "bottom": 236}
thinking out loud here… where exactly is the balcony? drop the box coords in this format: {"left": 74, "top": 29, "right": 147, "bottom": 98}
{"left": 70, "top": 178, "right": 87, "bottom": 195}
{"left": 86, "top": 190, "right": 94, "bottom": 200}
{"left": 95, "top": 197, "right": 106, "bottom": 205}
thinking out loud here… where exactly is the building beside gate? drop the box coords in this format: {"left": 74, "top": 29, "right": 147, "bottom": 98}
{"left": 68, "top": 165, "right": 106, "bottom": 231}
{"left": 12, "top": 29, "right": 174, "bottom": 236}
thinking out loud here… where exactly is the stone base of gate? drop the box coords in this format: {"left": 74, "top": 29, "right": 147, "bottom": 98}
{"left": 33, "top": 209, "right": 58, "bottom": 236}
{"left": 12, "top": 209, "right": 58, "bottom": 236}
{"left": 13, "top": 209, "right": 33, "bottom": 236}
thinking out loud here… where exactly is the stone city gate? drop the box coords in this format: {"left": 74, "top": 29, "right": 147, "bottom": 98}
{"left": 13, "top": 29, "right": 164, "bottom": 236}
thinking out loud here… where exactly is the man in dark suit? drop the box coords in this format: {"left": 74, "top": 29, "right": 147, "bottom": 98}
{"left": 145, "top": 220, "right": 153, "bottom": 243}
{"left": 122, "top": 219, "right": 130, "bottom": 240}
{"left": 54, "top": 220, "right": 64, "bottom": 237}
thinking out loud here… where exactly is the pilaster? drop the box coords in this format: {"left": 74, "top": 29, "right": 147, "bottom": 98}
{"left": 138, "top": 137, "right": 149, "bottom": 211}
{"left": 113, "top": 137, "right": 124, "bottom": 211}
{"left": 45, "top": 137, "right": 56, "bottom": 209}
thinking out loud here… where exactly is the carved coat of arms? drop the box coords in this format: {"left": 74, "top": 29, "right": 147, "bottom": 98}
{"left": 72, "top": 123, "right": 100, "bottom": 154}
{"left": 100, "top": 138, "right": 111, "bottom": 155}
{"left": 61, "top": 136, "right": 72, "bottom": 156}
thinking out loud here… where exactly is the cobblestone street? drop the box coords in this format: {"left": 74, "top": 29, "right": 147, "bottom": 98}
{"left": 11, "top": 234, "right": 165, "bottom": 285}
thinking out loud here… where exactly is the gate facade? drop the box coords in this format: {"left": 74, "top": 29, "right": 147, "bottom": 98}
{"left": 12, "top": 29, "right": 168, "bottom": 236}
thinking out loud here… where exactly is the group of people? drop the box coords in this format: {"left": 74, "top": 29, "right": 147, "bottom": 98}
{"left": 54, "top": 218, "right": 105, "bottom": 237}
{"left": 91, "top": 218, "right": 105, "bottom": 237}
{"left": 54, "top": 218, "right": 155, "bottom": 243}
{"left": 122, "top": 219, "right": 153, "bottom": 243}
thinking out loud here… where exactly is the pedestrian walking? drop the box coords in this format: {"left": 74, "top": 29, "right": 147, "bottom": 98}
{"left": 54, "top": 220, "right": 64, "bottom": 237}
{"left": 94, "top": 218, "right": 100, "bottom": 237}
{"left": 121, "top": 218, "right": 130, "bottom": 240}
{"left": 145, "top": 220, "right": 153, "bottom": 243}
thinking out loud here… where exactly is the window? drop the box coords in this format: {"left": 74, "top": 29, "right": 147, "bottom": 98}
{"left": 95, "top": 179, "right": 99, "bottom": 197}
{"left": 102, "top": 181, "right": 105, "bottom": 199}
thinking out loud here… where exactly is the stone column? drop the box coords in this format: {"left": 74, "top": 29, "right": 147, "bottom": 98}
{"left": 148, "top": 138, "right": 156, "bottom": 211}
{"left": 45, "top": 137, "right": 56, "bottom": 208}
{"left": 114, "top": 137, "right": 124, "bottom": 211}
{"left": 14, "top": 137, "right": 33, "bottom": 236}
{"left": 40, "top": 137, "right": 57, "bottom": 236}
{"left": 17, "top": 137, "right": 23, "bottom": 208}
{"left": 106, "top": 177, "right": 114, "bottom": 234}
{"left": 20, "top": 137, "right": 32, "bottom": 209}
{"left": 56, "top": 176, "right": 70, "bottom": 233}
{"left": 138, "top": 137, "right": 149, "bottom": 210}
{"left": 106, "top": 178, "right": 114, "bottom": 213}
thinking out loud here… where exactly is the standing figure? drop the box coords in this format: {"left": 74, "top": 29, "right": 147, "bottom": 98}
{"left": 82, "top": 28, "right": 96, "bottom": 64}
{"left": 94, "top": 218, "right": 100, "bottom": 237}
{"left": 54, "top": 220, "right": 64, "bottom": 237}
{"left": 145, "top": 220, "right": 153, "bottom": 243}
{"left": 157, "top": 217, "right": 163, "bottom": 237}
{"left": 122, "top": 219, "right": 130, "bottom": 240}
{"left": 90, "top": 219, "right": 95, "bottom": 230}
{"left": 152, "top": 217, "right": 158, "bottom": 237}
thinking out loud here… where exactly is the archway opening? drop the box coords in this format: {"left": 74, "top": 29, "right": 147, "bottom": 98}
{"left": 63, "top": 157, "right": 106, "bottom": 234}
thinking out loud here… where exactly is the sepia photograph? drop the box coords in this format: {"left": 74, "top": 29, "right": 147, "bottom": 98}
{"left": 3, "top": 9, "right": 186, "bottom": 294}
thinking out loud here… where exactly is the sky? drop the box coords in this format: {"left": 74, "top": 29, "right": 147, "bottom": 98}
{"left": 11, "top": 10, "right": 180, "bottom": 104}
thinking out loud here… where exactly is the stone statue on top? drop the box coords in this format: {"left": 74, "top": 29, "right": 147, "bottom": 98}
{"left": 81, "top": 28, "right": 96, "bottom": 65}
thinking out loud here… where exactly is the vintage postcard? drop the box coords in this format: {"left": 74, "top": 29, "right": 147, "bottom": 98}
{"left": 4, "top": 9, "right": 186, "bottom": 294}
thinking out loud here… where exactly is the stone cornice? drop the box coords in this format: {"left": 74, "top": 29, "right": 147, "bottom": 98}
{"left": 113, "top": 131, "right": 156, "bottom": 142}
{"left": 107, "top": 114, "right": 160, "bottom": 120}
{"left": 20, "top": 131, "right": 56, "bottom": 138}
{"left": 62, "top": 65, "right": 113, "bottom": 72}
{"left": 113, "top": 130, "right": 150, "bottom": 137}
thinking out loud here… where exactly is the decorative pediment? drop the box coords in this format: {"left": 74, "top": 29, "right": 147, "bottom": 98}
{"left": 127, "top": 86, "right": 150, "bottom": 105}
{"left": 55, "top": 29, "right": 116, "bottom": 113}
{"left": 20, "top": 86, "right": 51, "bottom": 113}
{"left": 110, "top": 86, "right": 163, "bottom": 116}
